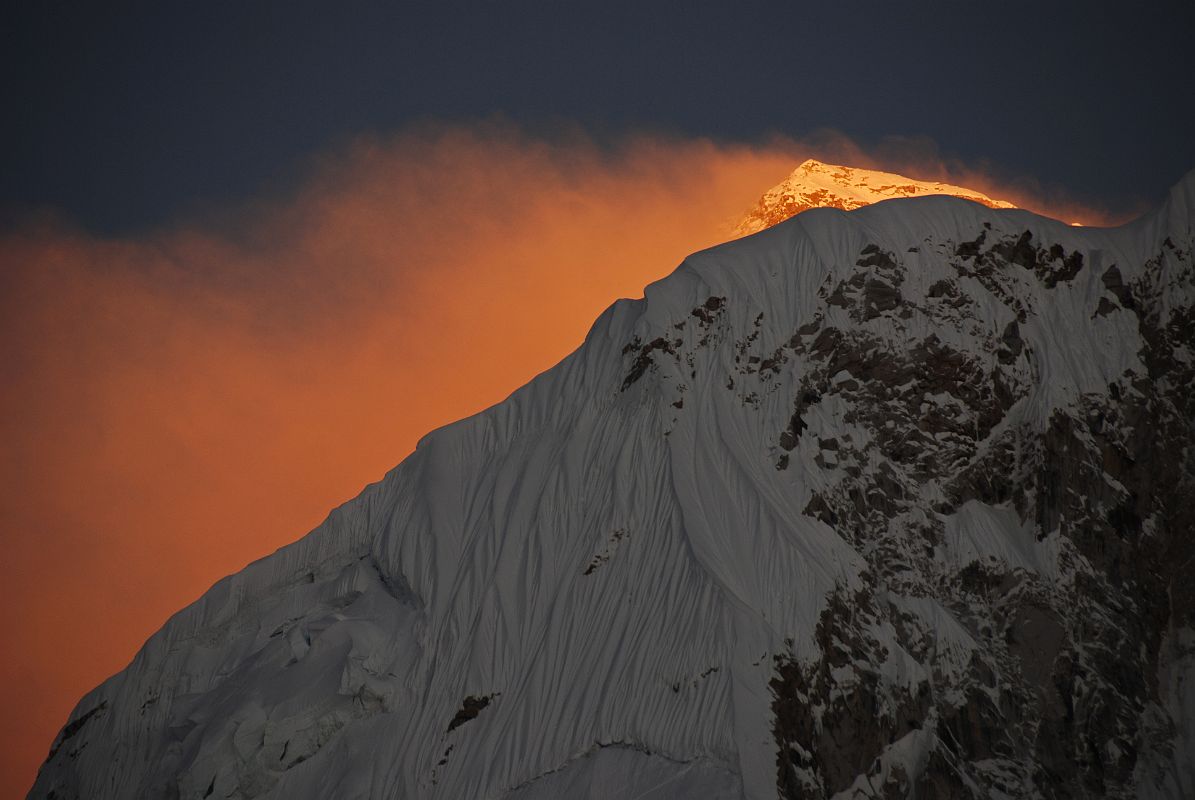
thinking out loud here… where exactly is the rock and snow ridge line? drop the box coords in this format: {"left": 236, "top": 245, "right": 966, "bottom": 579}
{"left": 32, "top": 169, "right": 1195, "bottom": 800}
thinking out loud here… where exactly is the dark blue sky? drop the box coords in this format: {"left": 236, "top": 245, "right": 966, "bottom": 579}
{"left": 4, "top": 1, "right": 1192, "bottom": 233}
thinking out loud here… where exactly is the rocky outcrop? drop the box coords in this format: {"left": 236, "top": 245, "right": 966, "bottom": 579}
{"left": 759, "top": 219, "right": 1195, "bottom": 797}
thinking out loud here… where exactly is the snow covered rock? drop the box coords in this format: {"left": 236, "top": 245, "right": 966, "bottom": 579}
{"left": 33, "top": 170, "right": 1195, "bottom": 799}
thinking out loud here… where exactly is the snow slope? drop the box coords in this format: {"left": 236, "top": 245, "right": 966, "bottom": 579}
{"left": 735, "top": 159, "right": 1015, "bottom": 236}
{"left": 33, "top": 171, "right": 1195, "bottom": 799}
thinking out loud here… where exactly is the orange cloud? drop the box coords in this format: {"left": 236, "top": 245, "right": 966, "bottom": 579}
{"left": 0, "top": 122, "right": 1120, "bottom": 796}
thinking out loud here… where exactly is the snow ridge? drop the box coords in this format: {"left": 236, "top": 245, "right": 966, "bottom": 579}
{"left": 735, "top": 159, "right": 1015, "bottom": 236}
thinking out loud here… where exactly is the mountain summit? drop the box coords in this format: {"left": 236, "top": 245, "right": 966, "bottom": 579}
{"left": 33, "top": 171, "right": 1195, "bottom": 799}
{"left": 736, "top": 159, "right": 1015, "bottom": 235}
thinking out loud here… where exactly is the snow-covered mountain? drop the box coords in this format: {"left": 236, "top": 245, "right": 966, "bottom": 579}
{"left": 33, "top": 169, "right": 1195, "bottom": 800}
{"left": 735, "top": 159, "right": 1015, "bottom": 236}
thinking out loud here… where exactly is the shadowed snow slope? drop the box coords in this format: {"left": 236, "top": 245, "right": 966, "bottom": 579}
{"left": 34, "top": 173, "right": 1195, "bottom": 800}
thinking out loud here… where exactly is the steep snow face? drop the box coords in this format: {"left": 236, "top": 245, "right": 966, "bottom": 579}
{"left": 735, "top": 159, "right": 1015, "bottom": 236}
{"left": 34, "top": 173, "right": 1195, "bottom": 800}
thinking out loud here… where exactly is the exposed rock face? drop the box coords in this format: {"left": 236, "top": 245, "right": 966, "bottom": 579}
{"left": 756, "top": 218, "right": 1195, "bottom": 798}
{"left": 33, "top": 172, "right": 1195, "bottom": 800}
